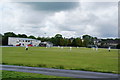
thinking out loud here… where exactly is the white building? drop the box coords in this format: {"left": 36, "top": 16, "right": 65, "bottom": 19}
{"left": 8, "top": 37, "right": 41, "bottom": 46}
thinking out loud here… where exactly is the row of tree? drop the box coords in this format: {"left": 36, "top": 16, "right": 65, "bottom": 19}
{"left": 1, "top": 32, "right": 97, "bottom": 47}
{"left": 1, "top": 32, "right": 120, "bottom": 48}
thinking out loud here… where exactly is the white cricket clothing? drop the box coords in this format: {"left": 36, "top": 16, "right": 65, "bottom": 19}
{"left": 26, "top": 45, "right": 28, "bottom": 48}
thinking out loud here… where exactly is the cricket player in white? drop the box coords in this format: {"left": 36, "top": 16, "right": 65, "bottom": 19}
{"left": 96, "top": 46, "right": 98, "bottom": 51}
{"left": 25, "top": 45, "right": 28, "bottom": 50}
{"left": 70, "top": 47, "right": 72, "bottom": 51}
{"left": 108, "top": 46, "right": 111, "bottom": 52}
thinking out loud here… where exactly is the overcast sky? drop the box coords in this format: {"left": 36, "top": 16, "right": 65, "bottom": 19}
{"left": 0, "top": 1, "right": 118, "bottom": 38}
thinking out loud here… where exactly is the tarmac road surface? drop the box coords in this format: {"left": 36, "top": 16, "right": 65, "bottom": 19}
{"left": 0, "top": 64, "right": 119, "bottom": 79}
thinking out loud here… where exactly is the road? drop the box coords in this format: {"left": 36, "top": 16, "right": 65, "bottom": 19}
{"left": 0, "top": 64, "right": 119, "bottom": 79}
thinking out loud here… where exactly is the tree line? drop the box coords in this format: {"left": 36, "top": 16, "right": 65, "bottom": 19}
{"left": 0, "top": 32, "right": 97, "bottom": 47}
{"left": 0, "top": 32, "right": 120, "bottom": 48}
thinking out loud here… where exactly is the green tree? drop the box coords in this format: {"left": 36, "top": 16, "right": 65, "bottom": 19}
{"left": 55, "top": 34, "right": 62, "bottom": 38}
{"left": 2, "top": 32, "right": 17, "bottom": 45}
{"left": 17, "top": 34, "right": 27, "bottom": 38}
{"left": 67, "top": 38, "right": 74, "bottom": 46}
{"left": 28, "top": 35, "right": 36, "bottom": 39}
{"left": 54, "top": 34, "right": 63, "bottom": 46}
{"left": 63, "top": 38, "right": 69, "bottom": 46}
{"left": 76, "top": 38, "right": 82, "bottom": 47}
{"left": 0, "top": 34, "right": 2, "bottom": 46}
{"left": 59, "top": 38, "right": 65, "bottom": 46}
{"left": 71, "top": 38, "right": 82, "bottom": 47}
{"left": 82, "top": 35, "right": 94, "bottom": 46}
{"left": 50, "top": 37, "right": 56, "bottom": 46}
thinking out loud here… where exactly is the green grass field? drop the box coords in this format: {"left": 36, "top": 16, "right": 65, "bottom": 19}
{"left": 2, "top": 47, "right": 118, "bottom": 73}
{"left": 2, "top": 70, "right": 66, "bottom": 78}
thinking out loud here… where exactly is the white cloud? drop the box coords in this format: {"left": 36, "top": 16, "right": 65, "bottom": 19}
{"left": 1, "top": 2, "right": 118, "bottom": 38}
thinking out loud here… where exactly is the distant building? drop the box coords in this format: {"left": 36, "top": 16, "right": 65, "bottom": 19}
{"left": 8, "top": 37, "right": 41, "bottom": 46}
{"left": 95, "top": 39, "right": 118, "bottom": 48}
{"left": 99, "top": 40, "right": 118, "bottom": 47}
{"left": 93, "top": 39, "right": 102, "bottom": 46}
{"left": 39, "top": 42, "right": 53, "bottom": 47}
{"left": 87, "top": 39, "right": 118, "bottom": 48}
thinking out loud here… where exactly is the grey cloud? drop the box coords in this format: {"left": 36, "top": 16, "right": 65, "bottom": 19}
{"left": 21, "top": 2, "right": 79, "bottom": 11}
{"left": 96, "top": 23, "right": 117, "bottom": 37}
{"left": 83, "top": 2, "right": 117, "bottom": 11}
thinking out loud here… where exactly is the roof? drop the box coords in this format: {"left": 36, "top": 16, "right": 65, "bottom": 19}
{"left": 99, "top": 40, "right": 118, "bottom": 44}
{"left": 9, "top": 37, "right": 40, "bottom": 41}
